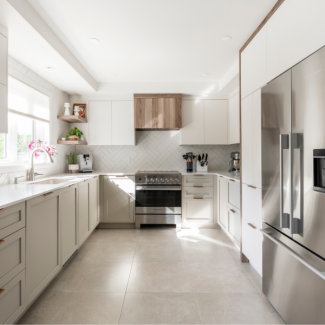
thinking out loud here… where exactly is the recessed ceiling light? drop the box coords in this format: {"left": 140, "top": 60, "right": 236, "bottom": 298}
{"left": 47, "top": 66, "right": 54, "bottom": 70}
{"left": 88, "top": 38, "right": 100, "bottom": 44}
{"left": 220, "top": 35, "right": 232, "bottom": 41}
{"left": 201, "top": 73, "right": 209, "bottom": 77}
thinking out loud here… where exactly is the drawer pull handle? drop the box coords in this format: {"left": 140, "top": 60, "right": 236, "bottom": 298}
{"left": 219, "top": 176, "right": 223, "bottom": 178}
{"left": 69, "top": 184, "right": 74, "bottom": 187}
{"left": 0, "top": 208, "right": 5, "bottom": 212}
{"left": 229, "top": 179, "right": 235, "bottom": 182}
{"left": 194, "top": 175, "right": 204, "bottom": 177}
{"left": 230, "top": 209, "right": 236, "bottom": 213}
{"left": 43, "top": 192, "right": 53, "bottom": 196}
{"left": 248, "top": 223, "right": 256, "bottom": 229}
{"left": 0, "top": 289, "right": 5, "bottom": 295}
{"left": 0, "top": 239, "right": 5, "bottom": 244}
{"left": 115, "top": 175, "right": 125, "bottom": 177}
{"left": 194, "top": 198, "right": 203, "bottom": 200}
{"left": 193, "top": 186, "right": 203, "bottom": 188}
{"left": 248, "top": 185, "right": 256, "bottom": 189}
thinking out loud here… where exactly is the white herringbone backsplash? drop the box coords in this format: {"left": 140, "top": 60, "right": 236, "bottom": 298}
{"left": 76, "top": 131, "right": 240, "bottom": 172}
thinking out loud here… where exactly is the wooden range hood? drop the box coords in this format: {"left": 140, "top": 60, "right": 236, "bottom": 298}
{"left": 134, "top": 93, "right": 182, "bottom": 130}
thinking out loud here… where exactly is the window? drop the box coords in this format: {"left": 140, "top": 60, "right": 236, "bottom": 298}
{"left": 0, "top": 76, "right": 50, "bottom": 164}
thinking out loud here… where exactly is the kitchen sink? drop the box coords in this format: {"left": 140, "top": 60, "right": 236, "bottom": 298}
{"left": 29, "top": 178, "right": 73, "bottom": 185}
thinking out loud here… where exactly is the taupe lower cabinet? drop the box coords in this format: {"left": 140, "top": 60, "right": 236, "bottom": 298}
{"left": 101, "top": 175, "right": 135, "bottom": 223}
{"left": 60, "top": 184, "right": 78, "bottom": 265}
{"left": 134, "top": 94, "right": 182, "bottom": 129}
{"left": 26, "top": 190, "right": 60, "bottom": 305}
{"left": 89, "top": 177, "right": 99, "bottom": 231}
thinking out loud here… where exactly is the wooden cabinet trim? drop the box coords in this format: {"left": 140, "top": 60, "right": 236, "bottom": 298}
{"left": 134, "top": 93, "right": 182, "bottom": 99}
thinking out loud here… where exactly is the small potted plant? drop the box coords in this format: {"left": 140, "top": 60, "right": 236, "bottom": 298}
{"left": 65, "top": 127, "right": 83, "bottom": 141}
{"left": 66, "top": 152, "right": 79, "bottom": 173}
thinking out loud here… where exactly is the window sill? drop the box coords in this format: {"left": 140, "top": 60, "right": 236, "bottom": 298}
{"left": 0, "top": 163, "right": 54, "bottom": 173}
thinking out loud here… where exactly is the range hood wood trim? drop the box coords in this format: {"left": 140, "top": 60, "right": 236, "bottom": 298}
{"left": 134, "top": 93, "right": 182, "bottom": 99}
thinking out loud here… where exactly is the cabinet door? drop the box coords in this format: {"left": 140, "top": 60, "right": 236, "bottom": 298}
{"left": 252, "top": 89, "right": 262, "bottom": 188}
{"left": 60, "top": 185, "right": 78, "bottom": 266}
{"left": 26, "top": 191, "right": 60, "bottom": 304}
{"left": 180, "top": 99, "right": 204, "bottom": 145}
{"left": 0, "top": 34, "right": 7, "bottom": 86}
{"left": 218, "top": 177, "right": 228, "bottom": 230}
{"left": 241, "top": 94, "right": 253, "bottom": 186}
{"left": 242, "top": 184, "right": 262, "bottom": 228}
{"left": 89, "top": 177, "right": 99, "bottom": 231}
{"left": 241, "top": 25, "right": 267, "bottom": 99}
{"left": 267, "top": 0, "right": 325, "bottom": 82}
{"left": 134, "top": 98, "right": 158, "bottom": 129}
{"left": 0, "top": 83, "right": 7, "bottom": 134}
{"left": 78, "top": 180, "right": 90, "bottom": 246}
{"left": 102, "top": 176, "right": 134, "bottom": 223}
{"left": 0, "top": 202, "right": 25, "bottom": 239}
{"left": 89, "top": 101, "right": 112, "bottom": 145}
{"left": 112, "top": 101, "right": 135, "bottom": 145}
{"left": 0, "top": 270, "right": 26, "bottom": 325}
{"left": 204, "top": 100, "right": 228, "bottom": 144}
{"left": 182, "top": 198, "right": 213, "bottom": 225}
{"left": 242, "top": 220, "right": 262, "bottom": 276}
{"left": 228, "top": 92, "right": 240, "bottom": 144}
{"left": 157, "top": 98, "right": 182, "bottom": 129}
{"left": 228, "top": 208, "right": 241, "bottom": 245}
{"left": 228, "top": 179, "right": 240, "bottom": 210}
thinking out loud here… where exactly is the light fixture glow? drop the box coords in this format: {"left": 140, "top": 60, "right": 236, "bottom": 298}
{"left": 220, "top": 35, "right": 232, "bottom": 41}
{"left": 88, "top": 38, "right": 100, "bottom": 44}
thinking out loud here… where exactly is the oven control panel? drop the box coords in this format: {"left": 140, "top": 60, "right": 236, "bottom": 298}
{"left": 135, "top": 172, "right": 181, "bottom": 185}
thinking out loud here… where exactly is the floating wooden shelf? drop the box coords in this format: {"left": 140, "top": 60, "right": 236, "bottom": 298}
{"left": 57, "top": 140, "right": 87, "bottom": 145}
{"left": 57, "top": 115, "right": 88, "bottom": 123}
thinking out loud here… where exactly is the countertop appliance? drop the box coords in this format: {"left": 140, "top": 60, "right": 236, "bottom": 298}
{"left": 261, "top": 45, "right": 325, "bottom": 324}
{"left": 134, "top": 171, "right": 182, "bottom": 228}
{"left": 78, "top": 154, "right": 93, "bottom": 173}
{"left": 228, "top": 151, "right": 240, "bottom": 173}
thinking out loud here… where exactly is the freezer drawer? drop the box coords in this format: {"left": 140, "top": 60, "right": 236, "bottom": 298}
{"left": 262, "top": 227, "right": 325, "bottom": 324}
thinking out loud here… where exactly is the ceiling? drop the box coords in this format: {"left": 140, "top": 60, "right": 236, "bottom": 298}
{"left": 0, "top": 0, "right": 278, "bottom": 94}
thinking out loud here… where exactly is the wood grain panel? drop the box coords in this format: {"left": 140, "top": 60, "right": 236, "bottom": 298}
{"left": 134, "top": 93, "right": 182, "bottom": 99}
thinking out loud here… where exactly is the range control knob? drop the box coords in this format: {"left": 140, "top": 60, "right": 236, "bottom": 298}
{"left": 166, "top": 179, "right": 170, "bottom": 183}
{"left": 160, "top": 178, "right": 165, "bottom": 182}
{"left": 155, "top": 178, "right": 159, "bottom": 182}
{"left": 150, "top": 178, "right": 154, "bottom": 182}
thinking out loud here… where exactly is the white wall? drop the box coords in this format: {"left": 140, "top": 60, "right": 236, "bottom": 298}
{"left": 0, "top": 57, "right": 71, "bottom": 185}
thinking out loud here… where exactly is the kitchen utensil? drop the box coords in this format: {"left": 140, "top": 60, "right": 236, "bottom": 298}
{"left": 198, "top": 154, "right": 201, "bottom": 162}
{"left": 205, "top": 153, "right": 208, "bottom": 165}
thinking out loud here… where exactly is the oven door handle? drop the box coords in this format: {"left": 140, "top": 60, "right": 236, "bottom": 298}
{"left": 136, "top": 186, "right": 181, "bottom": 191}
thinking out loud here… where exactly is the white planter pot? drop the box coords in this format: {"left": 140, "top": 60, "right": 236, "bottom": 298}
{"left": 68, "top": 164, "right": 79, "bottom": 173}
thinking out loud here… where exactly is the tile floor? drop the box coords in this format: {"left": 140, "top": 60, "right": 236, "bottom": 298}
{"left": 18, "top": 227, "right": 284, "bottom": 324}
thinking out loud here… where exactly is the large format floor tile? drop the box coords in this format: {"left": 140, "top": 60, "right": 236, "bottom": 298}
{"left": 87, "top": 229, "right": 138, "bottom": 243}
{"left": 127, "top": 262, "right": 192, "bottom": 293}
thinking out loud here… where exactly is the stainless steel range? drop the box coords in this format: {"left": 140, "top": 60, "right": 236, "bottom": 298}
{"left": 135, "top": 171, "right": 182, "bottom": 228}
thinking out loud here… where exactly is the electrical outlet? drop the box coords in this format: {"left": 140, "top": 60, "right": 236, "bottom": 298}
{"left": 123, "top": 158, "right": 131, "bottom": 163}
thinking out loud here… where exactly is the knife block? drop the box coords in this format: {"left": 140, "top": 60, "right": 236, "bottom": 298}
{"left": 197, "top": 161, "right": 208, "bottom": 172}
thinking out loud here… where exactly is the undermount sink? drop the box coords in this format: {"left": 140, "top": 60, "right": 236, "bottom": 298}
{"left": 29, "top": 178, "right": 72, "bottom": 185}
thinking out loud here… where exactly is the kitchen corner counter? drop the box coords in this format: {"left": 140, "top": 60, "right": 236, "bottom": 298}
{"left": 182, "top": 170, "right": 240, "bottom": 182}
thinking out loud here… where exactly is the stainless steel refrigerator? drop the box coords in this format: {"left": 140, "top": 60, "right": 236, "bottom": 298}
{"left": 261, "top": 45, "right": 325, "bottom": 324}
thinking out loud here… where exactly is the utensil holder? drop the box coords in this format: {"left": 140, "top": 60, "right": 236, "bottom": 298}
{"left": 197, "top": 161, "right": 208, "bottom": 172}
{"left": 187, "top": 161, "right": 193, "bottom": 172}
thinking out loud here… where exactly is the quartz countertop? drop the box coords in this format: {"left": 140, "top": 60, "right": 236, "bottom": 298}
{"left": 0, "top": 170, "right": 239, "bottom": 209}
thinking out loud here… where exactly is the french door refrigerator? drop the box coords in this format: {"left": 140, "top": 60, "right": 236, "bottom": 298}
{"left": 261, "top": 45, "right": 325, "bottom": 324}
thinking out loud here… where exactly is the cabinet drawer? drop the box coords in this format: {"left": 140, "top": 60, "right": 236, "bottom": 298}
{"left": 0, "top": 270, "right": 26, "bottom": 325}
{"left": 228, "top": 207, "right": 241, "bottom": 245}
{"left": 0, "top": 202, "right": 25, "bottom": 239}
{"left": 228, "top": 179, "right": 240, "bottom": 210}
{"left": 182, "top": 198, "right": 213, "bottom": 225}
{"left": 242, "top": 184, "right": 262, "bottom": 227}
{"left": 0, "top": 228, "right": 25, "bottom": 285}
{"left": 242, "top": 220, "right": 262, "bottom": 276}
{"left": 182, "top": 175, "right": 213, "bottom": 187}
{"left": 182, "top": 187, "right": 213, "bottom": 199}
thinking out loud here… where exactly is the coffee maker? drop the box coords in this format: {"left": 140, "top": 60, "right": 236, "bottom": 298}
{"left": 228, "top": 152, "right": 240, "bottom": 173}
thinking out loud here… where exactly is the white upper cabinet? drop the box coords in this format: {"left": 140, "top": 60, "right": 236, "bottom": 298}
{"left": 181, "top": 99, "right": 228, "bottom": 145}
{"left": 204, "top": 100, "right": 228, "bottom": 145}
{"left": 112, "top": 101, "right": 135, "bottom": 145}
{"left": 181, "top": 99, "right": 204, "bottom": 145}
{"left": 267, "top": 0, "right": 325, "bottom": 82}
{"left": 241, "top": 25, "right": 267, "bottom": 99}
{"left": 241, "top": 89, "right": 262, "bottom": 188}
{"left": 241, "top": 94, "right": 253, "bottom": 186}
{"left": 89, "top": 101, "right": 112, "bottom": 145}
{"left": 228, "top": 92, "right": 240, "bottom": 144}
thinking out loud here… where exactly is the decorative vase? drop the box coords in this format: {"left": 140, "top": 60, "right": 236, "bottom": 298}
{"left": 68, "top": 135, "right": 79, "bottom": 141}
{"left": 64, "top": 103, "right": 71, "bottom": 115}
{"left": 68, "top": 164, "right": 79, "bottom": 174}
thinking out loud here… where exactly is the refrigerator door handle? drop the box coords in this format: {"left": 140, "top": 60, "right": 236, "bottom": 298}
{"left": 260, "top": 228, "right": 325, "bottom": 280}
{"left": 280, "top": 134, "right": 290, "bottom": 228}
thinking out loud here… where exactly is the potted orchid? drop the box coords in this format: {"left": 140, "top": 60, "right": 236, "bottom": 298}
{"left": 28, "top": 140, "right": 58, "bottom": 159}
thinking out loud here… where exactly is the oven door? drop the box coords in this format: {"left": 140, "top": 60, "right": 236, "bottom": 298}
{"left": 135, "top": 186, "right": 181, "bottom": 214}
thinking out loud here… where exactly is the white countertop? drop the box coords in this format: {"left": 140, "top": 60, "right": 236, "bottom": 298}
{"left": 0, "top": 170, "right": 239, "bottom": 209}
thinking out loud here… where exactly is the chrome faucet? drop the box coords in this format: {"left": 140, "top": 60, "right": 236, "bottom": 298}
{"left": 29, "top": 147, "right": 54, "bottom": 181}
